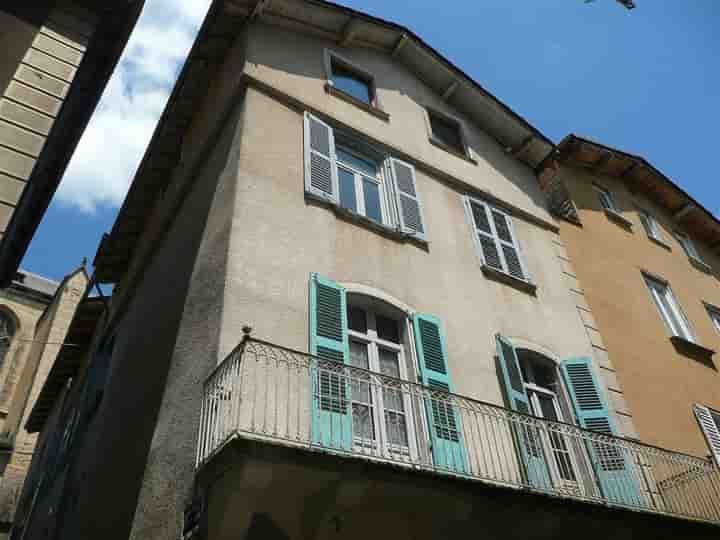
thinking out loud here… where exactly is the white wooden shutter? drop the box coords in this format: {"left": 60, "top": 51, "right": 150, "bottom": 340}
{"left": 304, "top": 112, "right": 338, "bottom": 203}
{"left": 465, "top": 198, "right": 528, "bottom": 281}
{"left": 694, "top": 404, "right": 720, "bottom": 465}
{"left": 389, "top": 158, "right": 426, "bottom": 240}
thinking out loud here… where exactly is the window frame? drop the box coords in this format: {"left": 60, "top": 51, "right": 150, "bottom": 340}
{"left": 705, "top": 303, "right": 720, "bottom": 334}
{"left": 424, "top": 107, "right": 473, "bottom": 161}
{"left": 324, "top": 49, "right": 381, "bottom": 111}
{"left": 335, "top": 140, "right": 390, "bottom": 226}
{"left": 346, "top": 307, "right": 418, "bottom": 458}
{"left": 464, "top": 196, "right": 532, "bottom": 285}
{"left": 593, "top": 183, "right": 617, "bottom": 213}
{"left": 643, "top": 274, "right": 695, "bottom": 343}
{"left": 636, "top": 206, "right": 666, "bottom": 245}
{"left": 675, "top": 230, "right": 711, "bottom": 272}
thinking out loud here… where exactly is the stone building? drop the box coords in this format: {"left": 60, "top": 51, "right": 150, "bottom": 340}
{"left": 14, "top": 1, "right": 720, "bottom": 539}
{"left": 0, "top": 266, "right": 88, "bottom": 537}
{"left": 0, "top": 1, "right": 143, "bottom": 284}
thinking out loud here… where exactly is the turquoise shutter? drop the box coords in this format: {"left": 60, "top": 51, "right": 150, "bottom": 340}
{"left": 309, "top": 273, "right": 352, "bottom": 450}
{"left": 413, "top": 314, "right": 467, "bottom": 473}
{"left": 495, "top": 335, "right": 552, "bottom": 490}
{"left": 560, "top": 357, "right": 642, "bottom": 506}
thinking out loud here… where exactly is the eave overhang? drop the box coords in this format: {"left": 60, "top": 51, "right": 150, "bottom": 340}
{"left": 541, "top": 134, "right": 720, "bottom": 251}
{"left": 0, "top": 1, "right": 145, "bottom": 287}
{"left": 93, "top": 0, "right": 554, "bottom": 283}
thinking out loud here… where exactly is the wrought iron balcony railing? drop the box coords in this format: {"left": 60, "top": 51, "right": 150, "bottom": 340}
{"left": 196, "top": 337, "right": 720, "bottom": 524}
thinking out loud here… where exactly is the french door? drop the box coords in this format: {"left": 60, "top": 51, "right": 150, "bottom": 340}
{"left": 347, "top": 315, "right": 417, "bottom": 459}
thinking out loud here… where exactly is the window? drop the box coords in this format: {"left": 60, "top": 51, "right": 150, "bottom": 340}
{"left": 644, "top": 275, "right": 694, "bottom": 342}
{"left": 325, "top": 51, "right": 376, "bottom": 107}
{"left": 347, "top": 304, "right": 414, "bottom": 455}
{"left": 593, "top": 184, "right": 617, "bottom": 213}
{"left": 304, "top": 112, "right": 426, "bottom": 239}
{"left": 0, "top": 312, "right": 15, "bottom": 370}
{"left": 517, "top": 351, "right": 579, "bottom": 485}
{"left": 336, "top": 140, "right": 385, "bottom": 223}
{"left": 465, "top": 197, "right": 529, "bottom": 282}
{"left": 707, "top": 305, "right": 720, "bottom": 334}
{"left": 637, "top": 207, "right": 665, "bottom": 243}
{"left": 426, "top": 109, "right": 467, "bottom": 156}
{"left": 693, "top": 404, "right": 720, "bottom": 465}
{"left": 676, "top": 231, "right": 707, "bottom": 266}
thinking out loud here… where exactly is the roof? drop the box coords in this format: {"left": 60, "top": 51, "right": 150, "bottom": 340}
{"left": 0, "top": 1, "right": 146, "bottom": 287}
{"left": 93, "top": 0, "right": 555, "bottom": 282}
{"left": 11, "top": 269, "right": 59, "bottom": 299}
{"left": 26, "top": 296, "right": 105, "bottom": 433}
{"left": 545, "top": 134, "right": 720, "bottom": 252}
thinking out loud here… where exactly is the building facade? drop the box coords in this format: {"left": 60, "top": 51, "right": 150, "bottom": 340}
{"left": 539, "top": 135, "right": 720, "bottom": 462}
{"left": 0, "top": 1, "right": 143, "bottom": 285}
{"left": 14, "top": 1, "right": 720, "bottom": 539}
{"left": 0, "top": 267, "right": 88, "bottom": 537}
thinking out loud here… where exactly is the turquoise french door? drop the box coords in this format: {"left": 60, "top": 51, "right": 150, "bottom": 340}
{"left": 495, "top": 335, "right": 553, "bottom": 490}
{"left": 413, "top": 314, "right": 467, "bottom": 474}
{"left": 560, "top": 357, "right": 642, "bottom": 507}
{"left": 309, "top": 273, "right": 352, "bottom": 450}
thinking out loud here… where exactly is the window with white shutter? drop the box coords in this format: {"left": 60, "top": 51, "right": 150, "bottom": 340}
{"left": 593, "top": 184, "right": 617, "bottom": 212}
{"left": 637, "top": 207, "right": 664, "bottom": 243}
{"left": 643, "top": 274, "right": 695, "bottom": 342}
{"left": 693, "top": 404, "right": 720, "bottom": 465}
{"left": 303, "top": 112, "right": 426, "bottom": 239}
{"left": 464, "top": 197, "right": 529, "bottom": 282}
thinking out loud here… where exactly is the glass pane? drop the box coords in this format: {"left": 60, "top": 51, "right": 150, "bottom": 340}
{"left": 378, "top": 349, "right": 400, "bottom": 378}
{"left": 338, "top": 167, "right": 357, "bottom": 212}
{"left": 332, "top": 62, "right": 372, "bottom": 104}
{"left": 349, "top": 341, "right": 371, "bottom": 403}
{"left": 537, "top": 394, "right": 559, "bottom": 422}
{"left": 376, "top": 315, "right": 400, "bottom": 343}
{"left": 352, "top": 403, "right": 375, "bottom": 440}
{"left": 379, "top": 349, "right": 403, "bottom": 411}
{"left": 347, "top": 306, "right": 367, "bottom": 333}
{"left": 429, "top": 113, "right": 464, "bottom": 153}
{"left": 385, "top": 411, "right": 408, "bottom": 447}
{"left": 362, "top": 178, "right": 382, "bottom": 223}
{"left": 336, "top": 146, "right": 378, "bottom": 177}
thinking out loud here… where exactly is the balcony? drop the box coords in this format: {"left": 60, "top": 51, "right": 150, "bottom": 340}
{"left": 196, "top": 338, "right": 720, "bottom": 529}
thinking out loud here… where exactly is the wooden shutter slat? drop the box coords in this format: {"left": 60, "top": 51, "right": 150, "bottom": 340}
{"left": 390, "top": 158, "right": 426, "bottom": 239}
{"left": 304, "top": 113, "right": 338, "bottom": 202}
{"left": 694, "top": 404, "right": 720, "bottom": 465}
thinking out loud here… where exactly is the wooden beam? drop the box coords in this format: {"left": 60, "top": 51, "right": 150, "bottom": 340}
{"left": 505, "top": 136, "right": 534, "bottom": 157}
{"left": 620, "top": 162, "right": 638, "bottom": 178}
{"left": 442, "top": 81, "right": 459, "bottom": 101}
{"left": 591, "top": 152, "right": 613, "bottom": 172}
{"left": 340, "top": 18, "right": 360, "bottom": 47}
{"left": 392, "top": 33, "right": 409, "bottom": 57}
{"left": 249, "top": 0, "right": 269, "bottom": 20}
{"left": 673, "top": 203, "right": 697, "bottom": 221}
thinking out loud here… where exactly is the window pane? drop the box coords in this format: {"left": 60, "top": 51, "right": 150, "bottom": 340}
{"left": 349, "top": 341, "right": 371, "bottom": 403}
{"left": 537, "top": 393, "right": 559, "bottom": 422}
{"left": 362, "top": 178, "right": 382, "bottom": 223}
{"left": 595, "top": 186, "right": 615, "bottom": 211}
{"left": 332, "top": 62, "right": 372, "bottom": 104}
{"left": 429, "top": 113, "right": 464, "bottom": 153}
{"left": 379, "top": 349, "right": 403, "bottom": 411}
{"left": 352, "top": 403, "right": 375, "bottom": 440}
{"left": 376, "top": 314, "right": 400, "bottom": 343}
{"left": 347, "top": 306, "right": 367, "bottom": 333}
{"left": 385, "top": 411, "right": 408, "bottom": 447}
{"left": 336, "top": 146, "right": 378, "bottom": 177}
{"left": 338, "top": 168, "right": 357, "bottom": 212}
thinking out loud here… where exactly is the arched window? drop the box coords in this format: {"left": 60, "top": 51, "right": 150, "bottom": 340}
{"left": 0, "top": 311, "right": 16, "bottom": 369}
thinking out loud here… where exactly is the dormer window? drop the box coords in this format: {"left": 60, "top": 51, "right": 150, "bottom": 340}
{"left": 324, "top": 50, "right": 378, "bottom": 109}
{"left": 426, "top": 108, "right": 470, "bottom": 159}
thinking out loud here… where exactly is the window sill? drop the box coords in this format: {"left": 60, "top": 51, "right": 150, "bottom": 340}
{"left": 603, "top": 208, "right": 634, "bottom": 230}
{"left": 670, "top": 336, "right": 716, "bottom": 367}
{"left": 481, "top": 265, "right": 537, "bottom": 296}
{"left": 324, "top": 83, "right": 390, "bottom": 122}
{"left": 689, "top": 256, "right": 713, "bottom": 274}
{"left": 306, "top": 193, "right": 428, "bottom": 249}
{"left": 648, "top": 235, "right": 672, "bottom": 251}
{"left": 429, "top": 136, "right": 477, "bottom": 165}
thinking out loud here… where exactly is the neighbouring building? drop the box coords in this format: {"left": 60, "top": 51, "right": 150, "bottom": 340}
{"left": 13, "top": 2, "right": 720, "bottom": 540}
{"left": 0, "top": 266, "right": 88, "bottom": 537}
{"left": 0, "top": 1, "right": 144, "bottom": 285}
{"left": 538, "top": 135, "right": 720, "bottom": 464}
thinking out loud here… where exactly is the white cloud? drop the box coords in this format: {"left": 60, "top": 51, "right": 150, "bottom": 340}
{"left": 55, "top": 0, "right": 212, "bottom": 213}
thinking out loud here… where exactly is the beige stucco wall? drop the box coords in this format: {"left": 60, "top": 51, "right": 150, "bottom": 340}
{"left": 558, "top": 164, "right": 720, "bottom": 458}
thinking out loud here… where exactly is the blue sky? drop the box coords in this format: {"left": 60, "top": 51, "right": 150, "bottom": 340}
{"left": 22, "top": 0, "right": 720, "bottom": 281}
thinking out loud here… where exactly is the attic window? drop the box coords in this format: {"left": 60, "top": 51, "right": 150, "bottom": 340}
{"left": 426, "top": 108, "right": 470, "bottom": 159}
{"left": 325, "top": 50, "right": 376, "bottom": 108}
